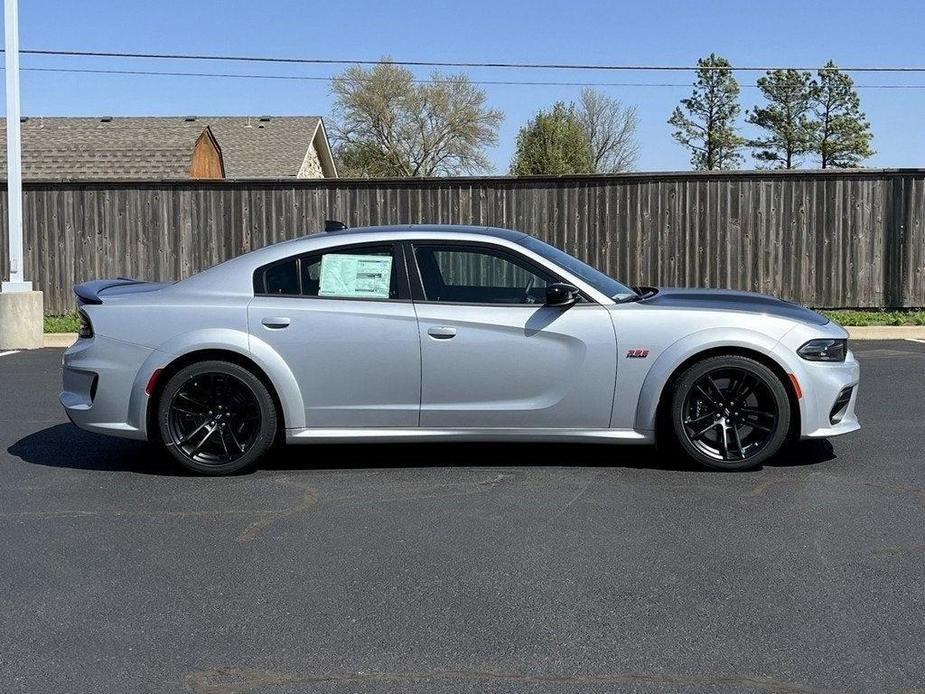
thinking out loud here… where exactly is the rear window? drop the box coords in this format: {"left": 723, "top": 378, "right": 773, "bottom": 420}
{"left": 255, "top": 245, "right": 399, "bottom": 299}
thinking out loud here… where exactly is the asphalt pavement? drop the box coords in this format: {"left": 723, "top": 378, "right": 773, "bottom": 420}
{"left": 1, "top": 341, "right": 923, "bottom": 694}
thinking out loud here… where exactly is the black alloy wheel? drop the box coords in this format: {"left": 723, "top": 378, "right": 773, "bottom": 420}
{"left": 157, "top": 360, "right": 277, "bottom": 475}
{"left": 670, "top": 355, "right": 791, "bottom": 471}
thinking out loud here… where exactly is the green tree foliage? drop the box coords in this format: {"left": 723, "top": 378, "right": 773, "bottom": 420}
{"left": 668, "top": 54, "right": 744, "bottom": 170}
{"left": 330, "top": 59, "right": 503, "bottom": 177}
{"left": 509, "top": 102, "right": 594, "bottom": 175}
{"left": 810, "top": 61, "right": 874, "bottom": 168}
{"left": 746, "top": 69, "right": 816, "bottom": 168}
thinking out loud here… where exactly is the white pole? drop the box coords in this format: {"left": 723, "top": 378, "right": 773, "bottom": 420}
{"left": 2, "top": 0, "right": 30, "bottom": 292}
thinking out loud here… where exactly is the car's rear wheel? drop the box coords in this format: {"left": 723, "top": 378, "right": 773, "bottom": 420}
{"left": 157, "top": 360, "right": 277, "bottom": 475}
{"left": 670, "top": 355, "right": 791, "bottom": 471}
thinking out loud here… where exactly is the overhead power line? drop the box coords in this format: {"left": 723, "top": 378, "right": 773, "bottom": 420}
{"left": 6, "top": 66, "right": 925, "bottom": 90}
{"left": 11, "top": 66, "right": 695, "bottom": 87}
{"left": 2, "top": 48, "right": 925, "bottom": 74}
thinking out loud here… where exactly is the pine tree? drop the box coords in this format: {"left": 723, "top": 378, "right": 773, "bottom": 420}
{"left": 668, "top": 54, "right": 744, "bottom": 170}
{"left": 810, "top": 61, "right": 874, "bottom": 168}
{"left": 746, "top": 69, "right": 816, "bottom": 168}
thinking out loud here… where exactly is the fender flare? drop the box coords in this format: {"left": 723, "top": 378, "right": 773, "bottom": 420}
{"left": 633, "top": 327, "right": 797, "bottom": 433}
{"left": 132, "top": 328, "right": 306, "bottom": 433}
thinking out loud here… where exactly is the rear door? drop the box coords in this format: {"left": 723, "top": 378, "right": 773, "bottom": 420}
{"left": 409, "top": 241, "right": 617, "bottom": 428}
{"left": 248, "top": 241, "right": 421, "bottom": 427}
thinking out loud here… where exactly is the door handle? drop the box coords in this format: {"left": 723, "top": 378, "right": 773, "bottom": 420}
{"left": 261, "top": 317, "right": 291, "bottom": 329}
{"left": 427, "top": 326, "right": 457, "bottom": 339}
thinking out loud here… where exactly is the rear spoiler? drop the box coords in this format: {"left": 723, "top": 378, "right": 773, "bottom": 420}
{"left": 74, "top": 278, "right": 150, "bottom": 305}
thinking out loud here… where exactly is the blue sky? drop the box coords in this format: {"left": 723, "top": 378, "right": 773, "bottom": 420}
{"left": 3, "top": 0, "right": 924, "bottom": 172}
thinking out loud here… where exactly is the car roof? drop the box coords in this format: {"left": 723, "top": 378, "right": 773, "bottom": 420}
{"left": 317, "top": 224, "right": 529, "bottom": 243}
{"left": 182, "top": 224, "right": 537, "bottom": 291}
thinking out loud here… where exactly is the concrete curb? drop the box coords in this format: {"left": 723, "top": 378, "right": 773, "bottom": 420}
{"left": 44, "top": 333, "right": 77, "bottom": 348}
{"left": 845, "top": 326, "right": 925, "bottom": 340}
{"left": 41, "top": 327, "right": 925, "bottom": 348}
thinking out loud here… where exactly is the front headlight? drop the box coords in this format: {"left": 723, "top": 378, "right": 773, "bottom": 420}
{"left": 798, "top": 338, "right": 847, "bottom": 362}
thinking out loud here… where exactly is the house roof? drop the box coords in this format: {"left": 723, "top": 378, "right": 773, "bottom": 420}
{"left": 0, "top": 115, "right": 336, "bottom": 180}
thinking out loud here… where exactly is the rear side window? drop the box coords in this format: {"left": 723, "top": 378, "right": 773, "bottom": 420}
{"left": 256, "top": 245, "right": 401, "bottom": 300}
{"left": 263, "top": 260, "right": 300, "bottom": 295}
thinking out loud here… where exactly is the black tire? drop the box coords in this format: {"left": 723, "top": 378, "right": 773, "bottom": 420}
{"left": 669, "top": 355, "right": 791, "bottom": 471}
{"left": 157, "top": 360, "right": 277, "bottom": 475}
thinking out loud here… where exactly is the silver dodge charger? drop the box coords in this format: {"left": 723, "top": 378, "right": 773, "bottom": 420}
{"left": 61, "top": 224, "right": 860, "bottom": 475}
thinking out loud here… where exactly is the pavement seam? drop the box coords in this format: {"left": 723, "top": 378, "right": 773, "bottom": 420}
{"left": 184, "top": 665, "right": 838, "bottom": 694}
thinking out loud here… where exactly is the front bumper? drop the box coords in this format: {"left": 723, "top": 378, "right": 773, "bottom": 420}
{"left": 772, "top": 322, "right": 861, "bottom": 440}
{"left": 797, "top": 353, "right": 860, "bottom": 438}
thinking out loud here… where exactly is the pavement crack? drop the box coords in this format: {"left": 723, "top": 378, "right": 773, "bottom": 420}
{"left": 235, "top": 485, "right": 317, "bottom": 543}
{"left": 478, "top": 472, "right": 514, "bottom": 487}
{"left": 551, "top": 469, "right": 605, "bottom": 520}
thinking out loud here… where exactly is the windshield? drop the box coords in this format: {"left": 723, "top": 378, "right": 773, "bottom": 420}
{"left": 517, "top": 236, "right": 639, "bottom": 302}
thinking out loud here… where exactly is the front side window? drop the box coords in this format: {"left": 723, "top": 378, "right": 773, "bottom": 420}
{"left": 414, "top": 245, "right": 554, "bottom": 304}
{"left": 258, "top": 245, "right": 399, "bottom": 299}
{"left": 516, "top": 236, "right": 638, "bottom": 302}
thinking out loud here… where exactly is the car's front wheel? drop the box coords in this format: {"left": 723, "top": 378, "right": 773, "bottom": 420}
{"left": 670, "top": 355, "right": 791, "bottom": 471}
{"left": 157, "top": 360, "right": 277, "bottom": 475}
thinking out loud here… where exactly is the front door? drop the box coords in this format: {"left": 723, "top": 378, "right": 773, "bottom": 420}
{"left": 248, "top": 242, "right": 420, "bottom": 427}
{"left": 410, "top": 243, "right": 617, "bottom": 428}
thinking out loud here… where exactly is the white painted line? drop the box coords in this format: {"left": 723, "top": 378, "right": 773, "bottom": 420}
{"left": 905, "top": 338, "right": 925, "bottom": 345}
{"left": 0, "top": 350, "right": 21, "bottom": 357}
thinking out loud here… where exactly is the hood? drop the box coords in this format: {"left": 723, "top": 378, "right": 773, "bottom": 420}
{"left": 637, "top": 287, "right": 829, "bottom": 326}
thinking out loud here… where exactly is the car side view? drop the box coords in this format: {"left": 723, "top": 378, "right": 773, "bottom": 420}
{"left": 61, "top": 224, "right": 860, "bottom": 475}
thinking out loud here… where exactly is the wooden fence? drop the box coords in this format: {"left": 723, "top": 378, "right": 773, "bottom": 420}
{"left": 1, "top": 169, "right": 923, "bottom": 314}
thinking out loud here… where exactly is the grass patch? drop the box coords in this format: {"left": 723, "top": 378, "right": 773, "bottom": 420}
{"left": 44, "top": 312, "right": 81, "bottom": 333}
{"left": 821, "top": 309, "right": 925, "bottom": 326}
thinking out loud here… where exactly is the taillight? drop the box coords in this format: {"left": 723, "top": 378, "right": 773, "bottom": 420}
{"left": 77, "top": 309, "right": 93, "bottom": 339}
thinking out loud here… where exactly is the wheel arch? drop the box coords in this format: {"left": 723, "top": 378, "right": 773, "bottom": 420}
{"left": 145, "top": 348, "right": 287, "bottom": 442}
{"left": 633, "top": 329, "right": 802, "bottom": 438}
{"left": 650, "top": 345, "right": 802, "bottom": 443}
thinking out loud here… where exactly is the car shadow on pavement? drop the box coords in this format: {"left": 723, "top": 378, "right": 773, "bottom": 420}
{"left": 9, "top": 423, "right": 836, "bottom": 476}
{"left": 261, "top": 438, "right": 836, "bottom": 474}
{"left": 7, "top": 423, "right": 183, "bottom": 476}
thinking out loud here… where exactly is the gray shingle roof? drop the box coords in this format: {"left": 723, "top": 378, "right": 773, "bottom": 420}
{"left": 202, "top": 116, "right": 322, "bottom": 178}
{"left": 0, "top": 115, "right": 327, "bottom": 180}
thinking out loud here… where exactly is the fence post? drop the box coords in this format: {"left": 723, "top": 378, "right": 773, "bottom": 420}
{"left": 885, "top": 174, "right": 908, "bottom": 308}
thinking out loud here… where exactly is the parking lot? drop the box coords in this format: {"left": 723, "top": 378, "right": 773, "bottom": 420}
{"left": 1, "top": 341, "right": 923, "bottom": 693}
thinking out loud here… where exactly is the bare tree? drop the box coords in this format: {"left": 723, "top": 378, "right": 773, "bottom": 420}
{"left": 577, "top": 88, "right": 639, "bottom": 173}
{"left": 330, "top": 60, "right": 504, "bottom": 177}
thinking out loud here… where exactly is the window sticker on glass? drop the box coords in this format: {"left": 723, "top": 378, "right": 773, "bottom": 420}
{"left": 318, "top": 253, "right": 393, "bottom": 298}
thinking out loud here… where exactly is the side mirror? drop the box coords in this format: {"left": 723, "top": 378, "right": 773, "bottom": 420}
{"left": 545, "top": 283, "right": 579, "bottom": 307}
